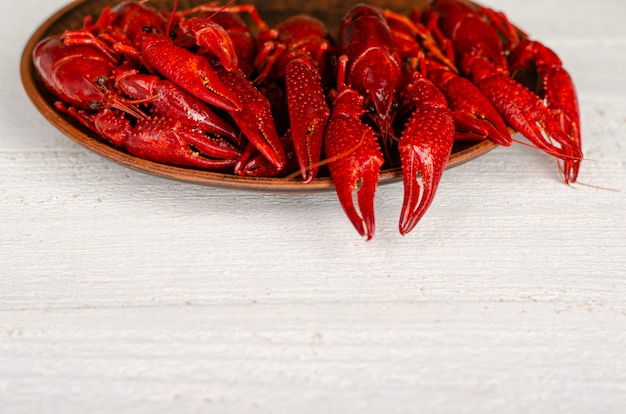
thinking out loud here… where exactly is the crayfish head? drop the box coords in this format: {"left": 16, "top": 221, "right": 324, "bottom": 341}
{"left": 108, "top": 1, "right": 169, "bottom": 48}
{"left": 350, "top": 48, "right": 401, "bottom": 137}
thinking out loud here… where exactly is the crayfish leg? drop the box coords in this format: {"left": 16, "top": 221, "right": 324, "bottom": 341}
{"left": 141, "top": 33, "right": 242, "bottom": 112}
{"left": 217, "top": 68, "right": 287, "bottom": 170}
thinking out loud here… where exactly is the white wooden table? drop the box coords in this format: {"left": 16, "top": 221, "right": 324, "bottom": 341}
{"left": 2, "top": 0, "right": 626, "bottom": 412}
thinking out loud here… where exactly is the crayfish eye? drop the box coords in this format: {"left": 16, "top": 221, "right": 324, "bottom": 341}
{"left": 94, "top": 76, "right": 109, "bottom": 93}
{"left": 89, "top": 101, "right": 102, "bottom": 111}
{"left": 142, "top": 26, "right": 152, "bottom": 33}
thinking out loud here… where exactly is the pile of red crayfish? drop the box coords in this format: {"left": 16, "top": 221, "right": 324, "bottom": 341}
{"left": 33, "top": 0, "right": 582, "bottom": 239}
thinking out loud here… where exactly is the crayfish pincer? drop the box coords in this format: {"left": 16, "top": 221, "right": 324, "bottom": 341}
{"left": 31, "top": 0, "right": 582, "bottom": 240}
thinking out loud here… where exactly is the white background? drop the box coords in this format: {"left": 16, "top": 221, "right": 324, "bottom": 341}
{"left": 2, "top": 0, "right": 626, "bottom": 412}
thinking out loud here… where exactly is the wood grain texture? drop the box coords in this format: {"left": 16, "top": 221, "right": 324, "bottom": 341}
{"left": 2, "top": 0, "right": 626, "bottom": 413}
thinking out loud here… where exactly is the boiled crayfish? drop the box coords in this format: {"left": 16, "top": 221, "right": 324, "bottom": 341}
{"left": 32, "top": 0, "right": 583, "bottom": 240}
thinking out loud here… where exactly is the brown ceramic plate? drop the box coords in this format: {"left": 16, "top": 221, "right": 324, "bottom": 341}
{"left": 21, "top": 0, "right": 500, "bottom": 192}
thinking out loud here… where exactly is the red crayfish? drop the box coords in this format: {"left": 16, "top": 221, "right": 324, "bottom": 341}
{"left": 32, "top": 0, "right": 583, "bottom": 240}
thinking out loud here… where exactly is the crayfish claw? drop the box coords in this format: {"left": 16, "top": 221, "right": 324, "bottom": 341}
{"left": 479, "top": 72, "right": 582, "bottom": 163}
{"left": 217, "top": 68, "right": 287, "bottom": 170}
{"left": 397, "top": 73, "right": 455, "bottom": 235}
{"left": 398, "top": 145, "right": 436, "bottom": 236}
{"left": 284, "top": 56, "right": 330, "bottom": 183}
{"left": 141, "top": 34, "right": 242, "bottom": 112}
{"left": 451, "top": 112, "right": 509, "bottom": 144}
{"left": 427, "top": 68, "right": 512, "bottom": 146}
{"left": 333, "top": 167, "right": 380, "bottom": 241}
{"left": 235, "top": 130, "right": 299, "bottom": 177}
{"left": 325, "top": 88, "right": 384, "bottom": 240}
